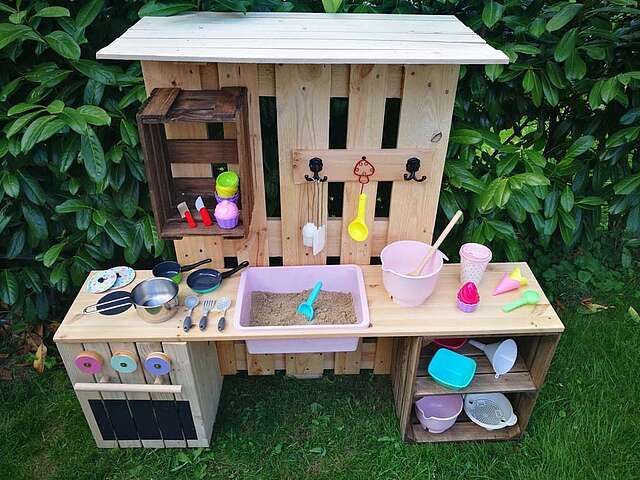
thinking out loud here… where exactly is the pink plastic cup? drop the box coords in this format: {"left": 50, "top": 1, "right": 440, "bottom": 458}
{"left": 459, "top": 243, "right": 492, "bottom": 285}
{"left": 380, "top": 241, "right": 448, "bottom": 307}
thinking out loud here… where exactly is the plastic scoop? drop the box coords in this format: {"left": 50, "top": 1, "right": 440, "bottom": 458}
{"left": 297, "top": 281, "right": 323, "bottom": 321}
{"left": 502, "top": 290, "right": 540, "bottom": 312}
{"left": 348, "top": 193, "right": 368, "bottom": 242}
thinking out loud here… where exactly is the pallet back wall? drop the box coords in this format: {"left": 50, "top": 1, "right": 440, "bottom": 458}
{"left": 141, "top": 61, "right": 459, "bottom": 375}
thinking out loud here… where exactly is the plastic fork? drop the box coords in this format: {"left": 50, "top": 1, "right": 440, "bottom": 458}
{"left": 199, "top": 299, "right": 216, "bottom": 331}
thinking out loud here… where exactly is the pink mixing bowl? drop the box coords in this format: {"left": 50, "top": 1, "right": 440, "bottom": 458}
{"left": 415, "top": 394, "right": 463, "bottom": 433}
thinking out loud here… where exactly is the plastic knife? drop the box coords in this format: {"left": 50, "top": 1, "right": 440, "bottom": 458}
{"left": 177, "top": 202, "right": 197, "bottom": 228}
{"left": 195, "top": 196, "right": 213, "bottom": 226}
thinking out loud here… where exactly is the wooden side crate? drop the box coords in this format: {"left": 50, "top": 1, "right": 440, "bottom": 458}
{"left": 392, "top": 334, "right": 561, "bottom": 443}
{"left": 58, "top": 341, "right": 222, "bottom": 448}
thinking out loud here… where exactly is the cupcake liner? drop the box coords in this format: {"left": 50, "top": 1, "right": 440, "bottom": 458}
{"left": 215, "top": 191, "right": 239, "bottom": 204}
{"left": 456, "top": 297, "right": 478, "bottom": 313}
{"left": 215, "top": 215, "right": 239, "bottom": 229}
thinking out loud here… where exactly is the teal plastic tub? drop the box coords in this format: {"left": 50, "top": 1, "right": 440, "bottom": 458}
{"left": 427, "top": 348, "right": 477, "bottom": 390}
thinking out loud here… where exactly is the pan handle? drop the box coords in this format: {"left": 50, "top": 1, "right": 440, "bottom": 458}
{"left": 221, "top": 261, "right": 250, "bottom": 279}
{"left": 82, "top": 297, "right": 133, "bottom": 315}
{"left": 180, "top": 258, "right": 212, "bottom": 272}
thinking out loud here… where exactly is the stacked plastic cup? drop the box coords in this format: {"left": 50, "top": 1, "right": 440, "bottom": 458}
{"left": 215, "top": 171, "right": 239, "bottom": 204}
{"left": 459, "top": 243, "right": 492, "bottom": 285}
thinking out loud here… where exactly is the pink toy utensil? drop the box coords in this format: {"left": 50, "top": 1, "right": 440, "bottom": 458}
{"left": 493, "top": 266, "right": 529, "bottom": 295}
{"left": 459, "top": 242, "right": 492, "bottom": 285}
{"left": 410, "top": 210, "right": 463, "bottom": 276}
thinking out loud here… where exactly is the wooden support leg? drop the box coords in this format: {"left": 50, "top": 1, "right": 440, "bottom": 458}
{"left": 391, "top": 337, "right": 423, "bottom": 441}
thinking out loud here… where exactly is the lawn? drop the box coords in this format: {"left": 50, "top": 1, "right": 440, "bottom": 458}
{"left": 2, "top": 277, "right": 639, "bottom": 479}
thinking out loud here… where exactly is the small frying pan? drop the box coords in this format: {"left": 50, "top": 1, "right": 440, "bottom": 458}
{"left": 152, "top": 258, "right": 211, "bottom": 284}
{"left": 187, "top": 261, "right": 249, "bottom": 294}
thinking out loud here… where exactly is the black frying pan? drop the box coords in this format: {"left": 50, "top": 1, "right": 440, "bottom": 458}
{"left": 152, "top": 258, "right": 211, "bottom": 283}
{"left": 187, "top": 261, "right": 249, "bottom": 293}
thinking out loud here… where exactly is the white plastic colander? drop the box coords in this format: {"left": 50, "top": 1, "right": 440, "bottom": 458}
{"left": 464, "top": 393, "right": 518, "bottom": 430}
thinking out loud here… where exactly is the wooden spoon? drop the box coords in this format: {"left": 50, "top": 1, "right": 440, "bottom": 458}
{"left": 409, "top": 210, "right": 463, "bottom": 276}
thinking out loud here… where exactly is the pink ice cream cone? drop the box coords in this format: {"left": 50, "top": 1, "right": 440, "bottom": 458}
{"left": 493, "top": 267, "right": 528, "bottom": 295}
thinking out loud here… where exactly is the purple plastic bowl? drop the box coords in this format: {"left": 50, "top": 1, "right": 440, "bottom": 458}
{"left": 415, "top": 394, "right": 464, "bottom": 433}
{"left": 215, "top": 191, "right": 239, "bottom": 204}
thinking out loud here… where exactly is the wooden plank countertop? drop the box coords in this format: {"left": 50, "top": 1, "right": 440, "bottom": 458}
{"left": 53, "top": 263, "right": 563, "bottom": 344}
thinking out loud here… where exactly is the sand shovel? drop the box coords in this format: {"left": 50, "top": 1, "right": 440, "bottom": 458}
{"left": 297, "top": 281, "right": 323, "bottom": 321}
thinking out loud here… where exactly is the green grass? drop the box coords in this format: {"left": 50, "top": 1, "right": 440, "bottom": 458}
{"left": 2, "top": 299, "right": 640, "bottom": 479}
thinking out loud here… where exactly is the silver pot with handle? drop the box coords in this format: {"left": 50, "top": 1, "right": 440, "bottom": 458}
{"left": 83, "top": 277, "right": 179, "bottom": 323}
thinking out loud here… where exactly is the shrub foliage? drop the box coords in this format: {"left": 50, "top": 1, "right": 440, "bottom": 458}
{"left": 0, "top": 0, "right": 638, "bottom": 326}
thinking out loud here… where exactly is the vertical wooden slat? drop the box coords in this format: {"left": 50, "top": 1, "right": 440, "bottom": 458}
{"left": 340, "top": 64, "right": 388, "bottom": 264}
{"left": 216, "top": 341, "right": 237, "bottom": 375}
{"left": 373, "top": 337, "right": 394, "bottom": 374}
{"left": 334, "top": 340, "right": 362, "bottom": 374}
{"left": 136, "top": 341, "right": 185, "bottom": 448}
{"left": 141, "top": 61, "right": 225, "bottom": 269}
{"left": 109, "top": 342, "right": 164, "bottom": 448}
{"left": 84, "top": 342, "right": 141, "bottom": 448}
{"left": 58, "top": 343, "right": 118, "bottom": 448}
{"left": 218, "top": 63, "right": 270, "bottom": 266}
{"left": 388, "top": 65, "right": 459, "bottom": 244}
{"left": 246, "top": 353, "right": 275, "bottom": 375}
{"left": 391, "top": 337, "right": 422, "bottom": 441}
{"left": 275, "top": 64, "right": 331, "bottom": 265}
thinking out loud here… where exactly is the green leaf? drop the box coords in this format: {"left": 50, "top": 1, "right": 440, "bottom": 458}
{"left": 554, "top": 28, "right": 577, "bottom": 62}
{"left": 104, "top": 217, "right": 130, "bottom": 247}
{"left": 546, "top": 63, "right": 566, "bottom": 89}
{"left": 22, "top": 203, "right": 48, "bottom": 241}
{"left": 530, "top": 71, "right": 543, "bottom": 107}
{"left": 56, "top": 199, "right": 90, "bottom": 213}
{"left": 606, "top": 127, "right": 640, "bottom": 149}
{"left": 43, "top": 242, "right": 65, "bottom": 267}
{"left": 321, "top": 0, "right": 343, "bottom": 13}
{"left": 482, "top": 0, "right": 504, "bottom": 28}
{"left": 35, "top": 6, "right": 70, "bottom": 17}
{"left": 585, "top": 46, "right": 606, "bottom": 61}
{"left": 8, "top": 102, "right": 41, "bottom": 116}
{"left": 46, "top": 99, "right": 65, "bottom": 114}
{"left": 45, "top": 31, "right": 81, "bottom": 60}
{"left": 17, "top": 172, "right": 46, "bottom": 205}
{"left": 0, "top": 270, "right": 18, "bottom": 305}
{"left": 566, "top": 136, "right": 594, "bottom": 158}
{"left": 546, "top": 4, "right": 583, "bottom": 32}
{"left": 522, "top": 69, "right": 535, "bottom": 93}
{"left": 120, "top": 119, "right": 139, "bottom": 146}
{"left": 77, "top": 105, "right": 110, "bottom": 126}
{"left": 512, "top": 44, "right": 540, "bottom": 55}
{"left": 577, "top": 196, "right": 604, "bottom": 207}
{"left": 480, "top": 178, "right": 510, "bottom": 211}
{"left": 20, "top": 116, "right": 54, "bottom": 152}
{"left": 2, "top": 172, "right": 20, "bottom": 197}
{"left": 541, "top": 74, "right": 559, "bottom": 106}
{"left": 449, "top": 129, "right": 482, "bottom": 145}
{"left": 565, "top": 51, "right": 586, "bottom": 81}
{"left": 529, "top": 18, "right": 546, "bottom": 37}
{"left": 600, "top": 77, "right": 619, "bottom": 104}
{"left": 76, "top": 0, "right": 104, "bottom": 29}
{"left": 588, "top": 80, "right": 603, "bottom": 109}
{"left": 59, "top": 107, "right": 88, "bottom": 134}
{"left": 80, "top": 128, "right": 106, "bottom": 182}
{"left": 620, "top": 107, "right": 640, "bottom": 126}
{"left": 560, "top": 186, "right": 574, "bottom": 212}
{"left": 512, "top": 173, "right": 550, "bottom": 187}
{"left": 485, "top": 64, "right": 504, "bottom": 82}
{"left": 486, "top": 219, "right": 515, "bottom": 239}
{"left": 7, "top": 229, "right": 25, "bottom": 258}
{"left": 92, "top": 209, "right": 106, "bottom": 226}
{"left": 544, "top": 190, "right": 560, "bottom": 218}
{"left": 614, "top": 174, "right": 640, "bottom": 195}
{"left": 139, "top": 1, "right": 197, "bottom": 17}
{"left": 0, "top": 23, "right": 38, "bottom": 50}
{"left": 71, "top": 59, "right": 117, "bottom": 85}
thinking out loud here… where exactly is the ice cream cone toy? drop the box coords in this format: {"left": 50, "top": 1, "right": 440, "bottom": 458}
{"left": 457, "top": 281, "right": 480, "bottom": 313}
{"left": 493, "top": 267, "right": 528, "bottom": 295}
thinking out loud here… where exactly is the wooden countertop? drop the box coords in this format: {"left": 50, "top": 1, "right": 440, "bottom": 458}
{"left": 53, "top": 263, "right": 564, "bottom": 344}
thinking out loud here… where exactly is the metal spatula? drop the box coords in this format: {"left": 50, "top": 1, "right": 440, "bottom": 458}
{"left": 312, "top": 180, "right": 326, "bottom": 255}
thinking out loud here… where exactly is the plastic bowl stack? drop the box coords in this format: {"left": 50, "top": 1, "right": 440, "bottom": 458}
{"left": 215, "top": 171, "right": 240, "bottom": 204}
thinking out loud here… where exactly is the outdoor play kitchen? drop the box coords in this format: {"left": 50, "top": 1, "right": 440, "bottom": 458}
{"left": 53, "top": 12, "right": 564, "bottom": 447}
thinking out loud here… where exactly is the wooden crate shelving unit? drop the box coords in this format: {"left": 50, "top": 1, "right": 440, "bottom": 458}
{"left": 393, "top": 334, "right": 561, "bottom": 443}
{"left": 137, "top": 87, "right": 253, "bottom": 239}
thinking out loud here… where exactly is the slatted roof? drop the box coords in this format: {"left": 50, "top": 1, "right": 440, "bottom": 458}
{"left": 97, "top": 12, "right": 509, "bottom": 65}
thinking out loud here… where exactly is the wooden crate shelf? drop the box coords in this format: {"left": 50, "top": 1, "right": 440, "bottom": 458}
{"left": 137, "top": 87, "right": 254, "bottom": 240}
{"left": 411, "top": 420, "right": 522, "bottom": 443}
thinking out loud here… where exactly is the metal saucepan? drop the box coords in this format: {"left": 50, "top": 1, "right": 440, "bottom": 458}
{"left": 83, "top": 277, "right": 179, "bottom": 323}
{"left": 186, "top": 261, "right": 249, "bottom": 294}
{"left": 152, "top": 258, "right": 211, "bottom": 283}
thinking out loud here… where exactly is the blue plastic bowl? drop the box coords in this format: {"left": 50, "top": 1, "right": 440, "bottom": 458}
{"left": 427, "top": 348, "right": 477, "bottom": 390}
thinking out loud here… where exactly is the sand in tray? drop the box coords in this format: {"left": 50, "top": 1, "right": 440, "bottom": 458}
{"left": 249, "top": 290, "right": 358, "bottom": 326}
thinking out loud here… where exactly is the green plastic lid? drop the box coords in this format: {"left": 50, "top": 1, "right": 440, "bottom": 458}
{"left": 216, "top": 171, "right": 239, "bottom": 189}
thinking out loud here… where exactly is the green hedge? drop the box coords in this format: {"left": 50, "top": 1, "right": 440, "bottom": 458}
{"left": 1, "top": 0, "right": 639, "bottom": 327}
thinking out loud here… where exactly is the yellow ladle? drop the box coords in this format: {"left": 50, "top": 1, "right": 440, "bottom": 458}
{"left": 348, "top": 193, "right": 369, "bottom": 242}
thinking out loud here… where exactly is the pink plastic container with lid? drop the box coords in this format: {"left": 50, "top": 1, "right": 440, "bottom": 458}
{"left": 459, "top": 243, "right": 492, "bottom": 285}
{"left": 234, "top": 265, "right": 370, "bottom": 354}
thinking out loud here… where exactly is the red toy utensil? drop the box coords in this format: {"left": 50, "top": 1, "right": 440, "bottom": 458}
{"left": 177, "top": 202, "right": 197, "bottom": 228}
{"left": 195, "top": 196, "right": 213, "bottom": 226}
{"left": 353, "top": 157, "right": 375, "bottom": 192}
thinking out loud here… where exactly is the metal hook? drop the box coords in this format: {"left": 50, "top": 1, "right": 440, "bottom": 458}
{"left": 404, "top": 157, "right": 426, "bottom": 182}
{"left": 304, "top": 157, "right": 328, "bottom": 182}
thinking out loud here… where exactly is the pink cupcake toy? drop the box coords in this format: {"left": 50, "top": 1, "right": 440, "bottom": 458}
{"left": 457, "top": 281, "right": 480, "bottom": 313}
{"left": 214, "top": 200, "right": 239, "bottom": 229}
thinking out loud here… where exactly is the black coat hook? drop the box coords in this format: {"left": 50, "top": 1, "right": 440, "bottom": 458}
{"left": 304, "top": 157, "right": 328, "bottom": 182}
{"left": 404, "top": 157, "right": 426, "bottom": 182}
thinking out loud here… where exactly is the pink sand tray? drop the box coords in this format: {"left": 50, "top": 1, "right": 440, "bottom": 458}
{"left": 234, "top": 265, "right": 370, "bottom": 354}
